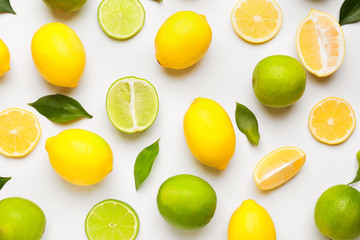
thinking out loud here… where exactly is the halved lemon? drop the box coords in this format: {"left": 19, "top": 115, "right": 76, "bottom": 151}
{"left": 254, "top": 147, "right": 306, "bottom": 190}
{"left": 231, "top": 0, "right": 282, "bottom": 43}
{"left": 0, "top": 108, "right": 41, "bottom": 157}
{"left": 309, "top": 97, "right": 355, "bottom": 145}
{"left": 296, "top": 9, "right": 345, "bottom": 77}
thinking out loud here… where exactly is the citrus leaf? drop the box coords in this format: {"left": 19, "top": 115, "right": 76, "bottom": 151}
{"left": 235, "top": 102, "right": 260, "bottom": 145}
{"left": 0, "top": 0, "right": 15, "bottom": 14}
{"left": 0, "top": 177, "right": 11, "bottom": 190}
{"left": 29, "top": 94, "right": 93, "bottom": 123}
{"left": 348, "top": 151, "right": 360, "bottom": 185}
{"left": 134, "top": 139, "right": 160, "bottom": 190}
{"left": 339, "top": 0, "right": 360, "bottom": 25}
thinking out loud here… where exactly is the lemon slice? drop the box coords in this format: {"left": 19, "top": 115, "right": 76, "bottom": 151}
{"left": 231, "top": 0, "right": 282, "bottom": 43}
{"left": 309, "top": 97, "right": 355, "bottom": 145}
{"left": 296, "top": 9, "right": 345, "bottom": 77}
{"left": 0, "top": 108, "right": 41, "bottom": 157}
{"left": 254, "top": 147, "right": 306, "bottom": 190}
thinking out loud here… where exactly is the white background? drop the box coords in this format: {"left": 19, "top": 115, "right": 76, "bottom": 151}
{"left": 1, "top": 0, "right": 360, "bottom": 239}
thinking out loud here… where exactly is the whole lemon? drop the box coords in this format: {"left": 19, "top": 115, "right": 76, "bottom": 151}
{"left": 228, "top": 199, "right": 276, "bottom": 240}
{"left": 42, "top": 0, "right": 87, "bottom": 12}
{"left": 183, "top": 98, "right": 236, "bottom": 170}
{"left": 0, "top": 38, "right": 10, "bottom": 77}
{"left": 31, "top": 23, "right": 86, "bottom": 88}
{"left": 157, "top": 174, "right": 217, "bottom": 230}
{"left": 45, "top": 129, "right": 113, "bottom": 185}
{"left": 155, "top": 11, "right": 212, "bottom": 69}
{"left": 0, "top": 197, "right": 46, "bottom": 240}
{"left": 314, "top": 185, "right": 360, "bottom": 240}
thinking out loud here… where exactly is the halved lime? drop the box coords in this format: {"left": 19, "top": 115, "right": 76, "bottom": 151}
{"left": 98, "top": 0, "right": 145, "bottom": 40}
{"left": 85, "top": 199, "right": 140, "bottom": 240}
{"left": 106, "top": 76, "right": 159, "bottom": 134}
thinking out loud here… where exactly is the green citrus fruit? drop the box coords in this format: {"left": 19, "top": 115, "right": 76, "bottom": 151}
{"left": 157, "top": 174, "right": 217, "bottom": 230}
{"left": 0, "top": 197, "right": 46, "bottom": 240}
{"left": 252, "top": 55, "right": 306, "bottom": 108}
{"left": 42, "top": 0, "right": 87, "bottom": 12}
{"left": 314, "top": 184, "right": 360, "bottom": 240}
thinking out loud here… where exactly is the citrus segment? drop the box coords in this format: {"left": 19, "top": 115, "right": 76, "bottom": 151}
{"left": 254, "top": 147, "right": 306, "bottom": 190}
{"left": 106, "top": 77, "right": 159, "bottom": 134}
{"left": 231, "top": 0, "right": 282, "bottom": 43}
{"left": 98, "top": 0, "right": 145, "bottom": 39}
{"left": 85, "top": 199, "right": 139, "bottom": 240}
{"left": 296, "top": 9, "right": 345, "bottom": 77}
{"left": 309, "top": 97, "right": 355, "bottom": 145}
{"left": 0, "top": 108, "right": 41, "bottom": 157}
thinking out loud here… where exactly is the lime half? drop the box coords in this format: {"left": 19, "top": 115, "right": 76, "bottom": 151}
{"left": 98, "top": 0, "right": 145, "bottom": 39}
{"left": 106, "top": 76, "right": 159, "bottom": 134}
{"left": 85, "top": 199, "right": 140, "bottom": 240}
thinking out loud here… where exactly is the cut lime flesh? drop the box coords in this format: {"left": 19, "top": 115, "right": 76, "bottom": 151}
{"left": 98, "top": 0, "right": 145, "bottom": 39}
{"left": 85, "top": 199, "right": 140, "bottom": 240}
{"left": 106, "top": 76, "right": 159, "bottom": 134}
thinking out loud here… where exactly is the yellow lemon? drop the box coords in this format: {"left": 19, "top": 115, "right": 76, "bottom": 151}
{"left": 45, "top": 129, "right": 113, "bottom": 186}
{"left": 183, "top": 98, "right": 236, "bottom": 170}
{"left": 0, "top": 39, "right": 10, "bottom": 77}
{"left": 31, "top": 23, "right": 86, "bottom": 88}
{"left": 155, "top": 11, "right": 212, "bottom": 69}
{"left": 228, "top": 200, "right": 276, "bottom": 240}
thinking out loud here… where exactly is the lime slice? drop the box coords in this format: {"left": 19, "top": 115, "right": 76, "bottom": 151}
{"left": 106, "top": 76, "right": 159, "bottom": 134}
{"left": 85, "top": 199, "right": 140, "bottom": 240}
{"left": 98, "top": 0, "right": 145, "bottom": 39}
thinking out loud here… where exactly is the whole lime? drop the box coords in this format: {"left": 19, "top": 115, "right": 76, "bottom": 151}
{"left": 157, "top": 174, "right": 217, "bottom": 230}
{"left": 314, "top": 184, "right": 360, "bottom": 240}
{"left": 0, "top": 197, "right": 46, "bottom": 240}
{"left": 42, "top": 0, "right": 87, "bottom": 12}
{"left": 252, "top": 55, "right": 306, "bottom": 108}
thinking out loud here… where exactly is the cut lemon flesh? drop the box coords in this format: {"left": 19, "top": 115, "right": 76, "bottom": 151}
{"left": 0, "top": 108, "right": 41, "bottom": 157}
{"left": 254, "top": 147, "right": 306, "bottom": 190}
{"left": 296, "top": 9, "right": 345, "bottom": 77}
{"left": 309, "top": 97, "right": 355, "bottom": 145}
{"left": 231, "top": 0, "right": 282, "bottom": 43}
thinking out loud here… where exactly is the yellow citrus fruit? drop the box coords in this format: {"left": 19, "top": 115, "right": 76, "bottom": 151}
{"left": 231, "top": 0, "right": 282, "bottom": 43}
{"left": 309, "top": 97, "right": 355, "bottom": 145}
{"left": 31, "top": 22, "right": 86, "bottom": 88}
{"left": 155, "top": 11, "right": 212, "bottom": 69}
{"left": 254, "top": 147, "right": 306, "bottom": 190}
{"left": 183, "top": 98, "right": 236, "bottom": 170}
{"left": 296, "top": 9, "right": 345, "bottom": 77}
{"left": 228, "top": 199, "right": 276, "bottom": 240}
{"left": 0, "top": 108, "right": 41, "bottom": 158}
{"left": 0, "top": 38, "right": 10, "bottom": 77}
{"left": 45, "top": 129, "right": 113, "bottom": 185}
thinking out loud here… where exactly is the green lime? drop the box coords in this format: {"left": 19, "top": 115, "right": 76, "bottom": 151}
{"left": 314, "top": 184, "right": 360, "bottom": 240}
{"left": 98, "top": 0, "right": 145, "bottom": 40}
{"left": 106, "top": 76, "right": 159, "bottom": 134}
{"left": 42, "top": 0, "right": 87, "bottom": 12}
{"left": 252, "top": 55, "right": 306, "bottom": 108}
{"left": 85, "top": 199, "right": 139, "bottom": 240}
{"left": 157, "top": 174, "right": 217, "bottom": 230}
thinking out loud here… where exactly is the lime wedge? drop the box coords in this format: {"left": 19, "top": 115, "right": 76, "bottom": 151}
{"left": 85, "top": 199, "right": 140, "bottom": 240}
{"left": 98, "top": 0, "right": 145, "bottom": 40}
{"left": 106, "top": 76, "right": 159, "bottom": 134}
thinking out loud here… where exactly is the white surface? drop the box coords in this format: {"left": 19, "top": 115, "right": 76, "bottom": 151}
{"left": 1, "top": 0, "right": 360, "bottom": 239}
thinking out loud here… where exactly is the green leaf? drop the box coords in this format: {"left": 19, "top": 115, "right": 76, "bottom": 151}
{"left": 339, "top": 0, "right": 360, "bottom": 25}
{"left": 348, "top": 151, "right": 360, "bottom": 185}
{"left": 134, "top": 139, "right": 160, "bottom": 190}
{"left": 235, "top": 102, "right": 260, "bottom": 145}
{"left": 0, "top": 0, "right": 15, "bottom": 14}
{"left": 29, "top": 94, "right": 93, "bottom": 123}
{"left": 0, "top": 177, "right": 11, "bottom": 190}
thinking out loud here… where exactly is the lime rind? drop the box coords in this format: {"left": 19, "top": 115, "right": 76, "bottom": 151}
{"left": 98, "top": 0, "right": 145, "bottom": 40}
{"left": 85, "top": 199, "right": 140, "bottom": 240}
{"left": 106, "top": 76, "right": 159, "bottom": 134}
